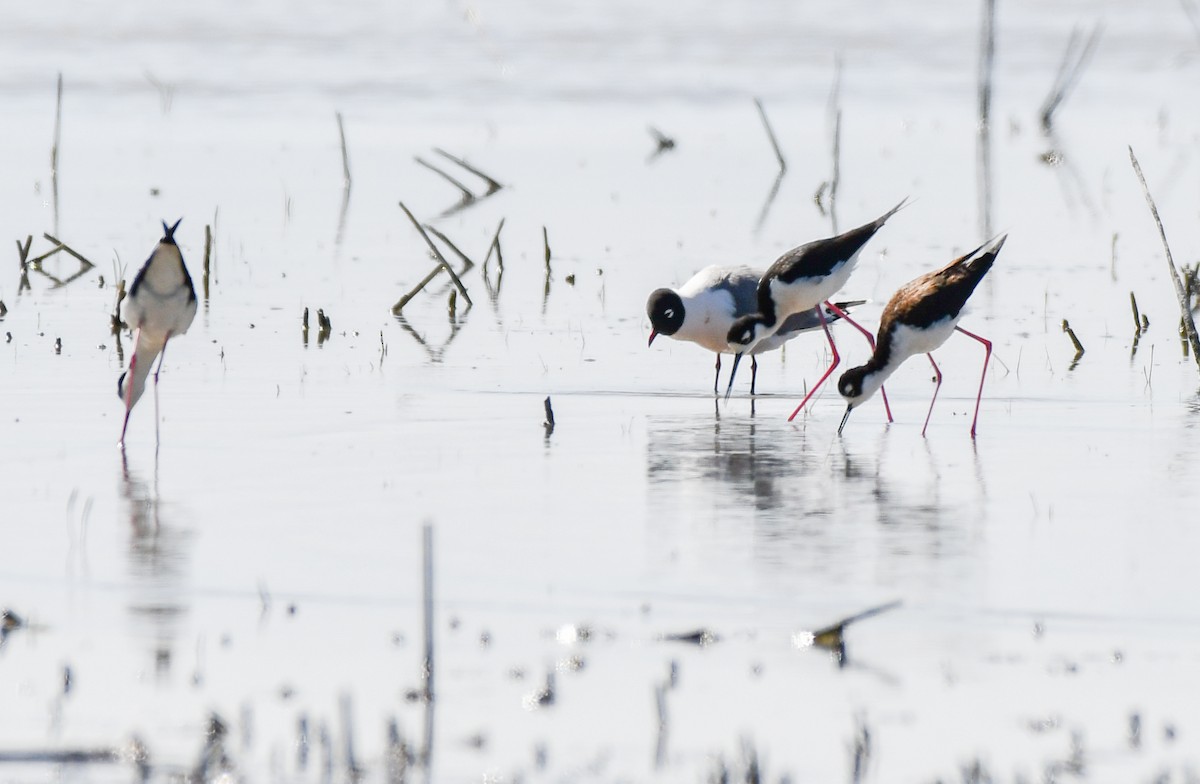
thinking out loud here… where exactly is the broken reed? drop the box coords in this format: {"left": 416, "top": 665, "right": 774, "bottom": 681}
{"left": 393, "top": 201, "right": 472, "bottom": 313}
{"left": 203, "top": 224, "right": 212, "bottom": 300}
{"left": 1129, "top": 146, "right": 1200, "bottom": 370}
{"left": 1061, "top": 319, "right": 1085, "bottom": 355}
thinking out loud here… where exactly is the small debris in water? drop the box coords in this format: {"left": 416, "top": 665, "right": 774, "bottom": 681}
{"left": 543, "top": 397, "right": 556, "bottom": 436}
{"left": 662, "top": 628, "right": 718, "bottom": 647}
{"left": 647, "top": 125, "right": 676, "bottom": 155}
{"left": 54, "top": 337, "right": 62, "bottom": 354}
{"left": 557, "top": 655, "right": 585, "bottom": 673}
{"left": 522, "top": 670, "right": 556, "bottom": 710}
{"left": 1, "top": 608, "right": 24, "bottom": 631}
{"left": 1128, "top": 712, "right": 1142, "bottom": 748}
{"left": 554, "top": 623, "right": 590, "bottom": 644}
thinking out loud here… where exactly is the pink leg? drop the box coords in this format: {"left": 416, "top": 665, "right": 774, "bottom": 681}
{"left": 921, "top": 353, "right": 943, "bottom": 437}
{"left": 954, "top": 325, "right": 992, "bottom": 438}
{"left": 824, "top": 301, "right": 893, "bottom": 423}
{"left": 787, "top": 308, "right": 840, "bottom": 421}
{"left": 153, "top": 334, "right": 173, "bottom": 447}
{"left": 119, "top": 329, "right": 141, "bottom": 445}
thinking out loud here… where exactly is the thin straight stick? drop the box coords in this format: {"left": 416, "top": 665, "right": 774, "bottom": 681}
{"left": 542, "top": 226, "right": 551, "bottom": 269}
{"left": 421, "top": 523, "right": 435, "bottom": 702}
{"left": 420, "top": 522, "right": 436, "bottom": 779}
{"left": 753, "top": 97, "right": 787, "bottom": 173}
{"left": 397, "top": 201, "right": 472, "bottom": 306}
{"left": 1129, "top": 147, "right": 1200, "bottom": 368}
{"left": 51, "top": 73, "right": 62, "bottom": 234}
{"left": 203, "top": 224, "right": 212, "bottom": 300}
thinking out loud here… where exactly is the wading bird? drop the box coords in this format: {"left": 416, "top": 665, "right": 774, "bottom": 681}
{"left": 725, "top": 200, "right": 906, "bottom": 419}
{"left": 118, "top": 219, "right": 197, "bottom": 445}
{"left": 837, "top": 234, "right": 1007, "bottom": 438}
{"left": 647, "top": 265, "right": 862, "bottom": 394}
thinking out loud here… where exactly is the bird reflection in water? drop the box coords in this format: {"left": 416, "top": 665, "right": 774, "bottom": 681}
{"left": 646, "top": 410, "right": 987, "bottom": 577}
{"left": 120, "top": 450, "right": 192, "bottom": 681}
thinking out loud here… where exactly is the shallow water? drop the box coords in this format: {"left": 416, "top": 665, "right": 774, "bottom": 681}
{"left": 3, "top": 1, "right": 1200, "bottom": 781}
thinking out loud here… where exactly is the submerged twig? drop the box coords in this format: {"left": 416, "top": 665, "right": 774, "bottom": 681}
{"left": 1129, "top": 147, "right": 1200, "bottom": 369}
{"left": 754, "top": 171, "right": 785, "bottom": 233}
{"left": 336, "top": 112, "right": 351, "bottom": 189}
{"left": 1178, "top": 0, "right": 1200, "bottom": 45}
{"left": 753, "top": 97, "right": 787, "bottom": 173}
{"left": 977, "top": 0, "right": 996, "bottom": 239}
{"left": 1040, "top": 24, "right": 1103, "bottom": 132}
{"left": 827, "top": 55, "right": 843, "bottom": 233}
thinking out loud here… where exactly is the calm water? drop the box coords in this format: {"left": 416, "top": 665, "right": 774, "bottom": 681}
{"left": 2, "top": 1, "right": 1200, "bottom": 781}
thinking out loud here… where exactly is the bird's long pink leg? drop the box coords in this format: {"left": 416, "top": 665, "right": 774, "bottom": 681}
{"left": 954, "top": 325, "right": 992, "bottom": 438}
{"left": 153, "top": 334, "right": 173, "bottom": 446}
{"left": 119, "top": 329, "right": 141, "bottom": 445}
{"left": 825, "top": 301, "right": 893, "bottom": 423}
{"left": 787, "top": 308, "right": 840, "bottom": 422}
{"left": 921, "top": 353, "right": 943, "bottom": 437}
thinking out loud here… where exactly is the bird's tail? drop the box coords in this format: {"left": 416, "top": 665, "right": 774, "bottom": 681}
{"left": 873, "top": 197, "right": 912, "bottom": 228}
{"left": 958, "top": 233, "right": 1008, "bottom": 275}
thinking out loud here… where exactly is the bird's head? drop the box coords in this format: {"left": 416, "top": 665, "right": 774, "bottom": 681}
{"left": 726, "top": 314, "right": 769, "bottom": 352}
{"left": 646, "top": 289, "right": 684, "bottom": 346}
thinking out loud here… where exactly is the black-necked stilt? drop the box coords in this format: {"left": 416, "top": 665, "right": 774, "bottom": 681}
{"left": 837, "top": 234, "right": 1006, "bottom": 438}
{"left": 724, "top": 200, "right": 907, "bottom": 417}
{"left": 647, "top": 265, "right": 863, "bottom": 394}
{"left": 118, "top": 219, "right": 197, "bottom": 445}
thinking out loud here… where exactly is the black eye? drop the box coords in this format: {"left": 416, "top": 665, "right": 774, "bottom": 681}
{"left": 664, "top": 309, "right": 675, "bottom": 319}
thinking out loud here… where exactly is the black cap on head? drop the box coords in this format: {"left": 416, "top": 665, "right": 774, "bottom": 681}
{"left": 161, "top": 218, "right": 183, "bottom": 245}
{"left": 727, "top": 315, "right": 759, "bottom": 348}
{"left": 646, "top": 289, "right": 685, "bottom": 337}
